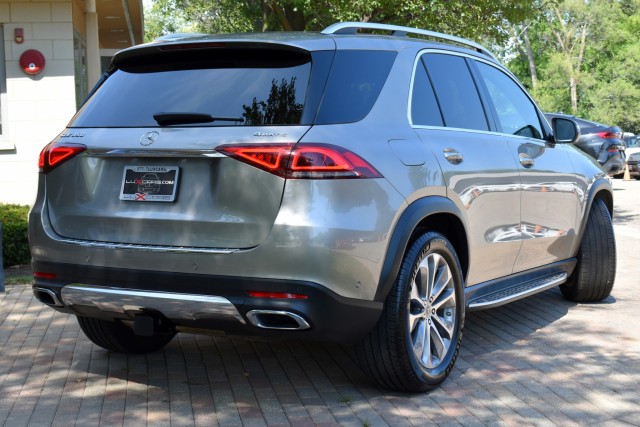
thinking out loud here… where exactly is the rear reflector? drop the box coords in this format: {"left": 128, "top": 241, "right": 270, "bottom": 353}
{"left": 216, "top": 143, "right": 382, "bottom": 179}
{"left": 247, "top": 291, "right": 309, "bottom": 300}
{"left": 34, "top": 272, "right": 57, "bottom": 280}
{"left": 38, "top": 143, "right": 87, "bottom": 174}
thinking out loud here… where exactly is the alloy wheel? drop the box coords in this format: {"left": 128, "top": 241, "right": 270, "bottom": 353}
{"left": 408, "top": 252, "right": 457, "bottom": 369}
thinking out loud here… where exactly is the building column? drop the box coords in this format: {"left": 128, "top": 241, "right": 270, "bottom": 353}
{"left": 85, "top": 0, "right": 101, "bottom": 88}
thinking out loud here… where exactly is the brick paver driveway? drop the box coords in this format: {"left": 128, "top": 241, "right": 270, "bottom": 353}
{"left": 2, "top": 180, "right": 639, "bottom": 426}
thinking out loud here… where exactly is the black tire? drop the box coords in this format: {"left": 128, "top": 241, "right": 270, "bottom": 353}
{"left": 356, "top": 232, "right": 464, "bottom": 392}
{"left": 77, "top": 316, "right": 176, "bottom": 353}
{"left": 560, "top": 198, "right": 616, "bottom": 302}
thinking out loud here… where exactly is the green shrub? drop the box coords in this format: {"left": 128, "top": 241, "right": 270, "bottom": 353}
{"left": 0, "top": 204, "right": 31, "bottom": 267}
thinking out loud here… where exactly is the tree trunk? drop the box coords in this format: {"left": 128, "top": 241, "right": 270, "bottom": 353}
{"left": 570, "top": 75, "right": 578, "bottom": 115}
{"left": 522, "top": 27, "right": 538, "bottom": 89}
{"left": 269, "top": 0, "right": 293, "bottom": 31}
{"left": 262, "top": 0, "right": 269, "bottom": 32}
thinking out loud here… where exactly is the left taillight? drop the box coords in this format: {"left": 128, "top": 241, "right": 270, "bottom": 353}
{"left": 595, "top": 131, "right": 622, "bottom": 139}
{"left": 216, "top": 143, "right": 382, "bottom": 179}
{"left": 38, "top": 143, "right": 87, "bottom": 174}
{"left": 607, "top": 145, "right": 625, "bottom": 153}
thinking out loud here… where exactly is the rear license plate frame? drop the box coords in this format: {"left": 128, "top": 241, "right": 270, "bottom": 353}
{"left": 120, "top": 166, "right": 180, "bottom": 202}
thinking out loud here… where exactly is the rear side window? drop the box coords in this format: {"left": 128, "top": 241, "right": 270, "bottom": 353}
{"left": 70, "top": 48, "right": 312, "bottom": 127}
{"left": 411, "top": 60, "right": 444, "bottom": 127}
{"left": 315, "top": 50, "right": 397, "bottom": 124}
{"left": 422, "top": 54, "right": 489, "bottom": 131}
{"left": 475, "top": 61, "right": 543, "bottom": 139}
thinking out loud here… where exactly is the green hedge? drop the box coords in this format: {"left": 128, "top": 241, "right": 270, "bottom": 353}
{"left": 0, "top": 204, "right": 31, "bottom": 267}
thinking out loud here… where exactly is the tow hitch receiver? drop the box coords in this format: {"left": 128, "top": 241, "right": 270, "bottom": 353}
{"left": 134, "top": 314, "right": 157, "bottom": 336}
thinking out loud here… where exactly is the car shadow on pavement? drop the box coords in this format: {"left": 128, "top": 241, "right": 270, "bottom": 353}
{"left": 612, "top": 207, "right": 639, "bottom": 225}
{"left": 3, "top": 283, "right": 637, "bottom": 426}
{"left": 73, "top": 284, "right": 638, "bottom": 427}
{"left": 81, "top": 288, "right": 579, "bottom": 390}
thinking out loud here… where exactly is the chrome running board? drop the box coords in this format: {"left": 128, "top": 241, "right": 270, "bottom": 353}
{"left": 468, "top": 272, "right": 567, "bottom": 311}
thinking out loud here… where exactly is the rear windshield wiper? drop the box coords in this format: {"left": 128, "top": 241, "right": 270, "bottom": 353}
{"left": 153, "top": 112, "right": 245, "bottom": 126}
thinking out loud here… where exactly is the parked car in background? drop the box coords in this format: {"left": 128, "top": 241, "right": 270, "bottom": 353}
{"left": 623, "top": 132, "right": 640, "bottom": 179}
{"left": 30, "top": 22, "right": 617, "bottom": 392}
{"left": 545, "top": 113, "right": 626, "bottom": 177}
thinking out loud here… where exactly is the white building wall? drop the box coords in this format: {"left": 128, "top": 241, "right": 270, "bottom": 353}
{"left": 0, "top": 0, "right": 76, "bottom": 205}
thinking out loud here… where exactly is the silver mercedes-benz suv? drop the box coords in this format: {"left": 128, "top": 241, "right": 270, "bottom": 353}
{"left": 29, "top": 22, "right": 616, "bottom": 392}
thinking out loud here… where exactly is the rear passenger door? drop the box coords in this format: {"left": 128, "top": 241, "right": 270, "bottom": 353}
{"left": 411, "top": 51, "right": 522, "bottom": 286}
{"left": 472, "top": 60, "right": 580, "bottom": 272}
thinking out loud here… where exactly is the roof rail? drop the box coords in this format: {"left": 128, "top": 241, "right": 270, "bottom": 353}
{"left": 321, "top": 22, "right": 497, "bottom": 61}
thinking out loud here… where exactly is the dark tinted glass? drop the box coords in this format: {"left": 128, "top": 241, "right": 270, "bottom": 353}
{"left": 476, "top": 62, "right": 543, "bottom": 139}
{"left": 552, "top": 118, "right": 577, "bottom": 142}
{"left": 315, "top": 50, "right": 397, "bottom": 124}
{"left": 423, "top": 54, "right": 488, "bottom": 131}
{"left": 70, "top": 48, "right": 312, "bottom": 127}
{"left": 411, "top": 60, "right": 444, "bottom": 127}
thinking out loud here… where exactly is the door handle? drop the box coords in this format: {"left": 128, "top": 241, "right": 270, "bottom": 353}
{"left": 443, "top": 148, "right": 463, "bottom": 164}
{"left": 519, "top": 153, "right": 534, "bottom": 168}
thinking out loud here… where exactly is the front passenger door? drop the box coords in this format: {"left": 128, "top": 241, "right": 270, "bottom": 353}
{"left": 472, "top": 60, "right": 580, "bottom": 272}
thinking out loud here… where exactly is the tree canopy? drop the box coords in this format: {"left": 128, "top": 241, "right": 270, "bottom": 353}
{"left": 507, "top": 0, "right": 640, "bottom": 133}
{"left": 145, "top": 0, "right": 640, "bottom": 133}
{"left": 144, "top": 0, "right": 536, "bottom": 43}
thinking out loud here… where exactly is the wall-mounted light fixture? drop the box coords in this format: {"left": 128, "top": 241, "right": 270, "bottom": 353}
{"left": 15, "top": 28, "right": 24, "bottom": 44}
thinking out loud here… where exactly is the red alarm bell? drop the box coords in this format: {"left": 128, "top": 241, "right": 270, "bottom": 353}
{"left": 19, "top": 50, "right": 46, "bottom": 75}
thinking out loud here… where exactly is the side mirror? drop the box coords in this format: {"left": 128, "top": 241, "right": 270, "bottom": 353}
{"left": 552, "top": 117, "right": 579, "bottom": 144}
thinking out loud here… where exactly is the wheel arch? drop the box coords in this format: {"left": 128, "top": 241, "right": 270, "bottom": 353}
{"left": 374, "top": 196, "right": 468, "bottom": 302}
{"left": 571, "top": 178, "right": 614, "bottom": 257}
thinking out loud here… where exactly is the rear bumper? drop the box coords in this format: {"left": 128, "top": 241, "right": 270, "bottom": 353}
{"left": 601, "top": 153, "right": 626, "bottom": 176}
{"left": 31, "top": 261, "right": 383, "bottom": 342}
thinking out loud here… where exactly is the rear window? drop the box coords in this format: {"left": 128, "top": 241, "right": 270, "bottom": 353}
{"left": 70, "top": 48, "right": 312, "bottom": 127}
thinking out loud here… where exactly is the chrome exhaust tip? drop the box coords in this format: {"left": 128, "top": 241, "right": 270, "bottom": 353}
{"left": 246, "top": 310, "right": 310, "bottom": 330}
{"left": 33, "top": 287, "right": 64, "bottom": 307}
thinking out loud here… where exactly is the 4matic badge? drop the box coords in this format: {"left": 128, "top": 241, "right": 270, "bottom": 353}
{"left": 253, "top": 131, "right": 288, "bottom": 137}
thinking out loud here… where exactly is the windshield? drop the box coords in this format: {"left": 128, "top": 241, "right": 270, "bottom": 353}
{"left": 626, "top": 136, "right": 640, "bottom": 148}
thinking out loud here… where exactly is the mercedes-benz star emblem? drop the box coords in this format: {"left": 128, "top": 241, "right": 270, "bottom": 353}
{"left": 140, "top": 131, "right": 159, "bottom": 146}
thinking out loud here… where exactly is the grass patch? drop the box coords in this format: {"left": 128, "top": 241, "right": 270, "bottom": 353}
{"left": 3, "top": 274, "right": 32, "bottom": 286}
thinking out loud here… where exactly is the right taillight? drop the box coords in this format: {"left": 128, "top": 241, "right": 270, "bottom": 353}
{"left": 216, "top": 143, "right": 382, "bottom": 179}
{"left": 38, "top": 142, "right": 87, "bottom": 174}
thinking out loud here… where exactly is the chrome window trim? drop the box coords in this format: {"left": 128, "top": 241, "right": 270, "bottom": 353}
{"left": 408, "top": 48, "right": 547, "bottom": 142}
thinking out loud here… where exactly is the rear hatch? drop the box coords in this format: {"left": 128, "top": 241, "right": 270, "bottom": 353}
{"left": 42, "top": 37, "right": 332, "bottom": 249}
